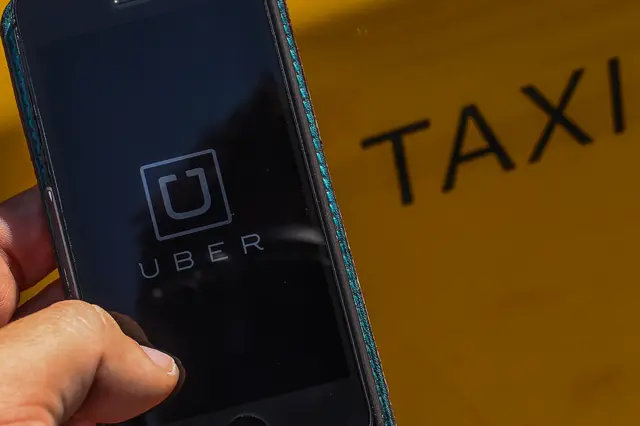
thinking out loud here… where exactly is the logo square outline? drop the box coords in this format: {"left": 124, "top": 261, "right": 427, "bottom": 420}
{"left": 140, "top": 149, "right": 232, "bottom": 241}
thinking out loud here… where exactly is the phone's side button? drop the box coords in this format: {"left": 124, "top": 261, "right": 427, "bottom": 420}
{"left": 227, "top": 415, "right": 268, "bottom": 426}
{"left": 44, "top": 187, "right": 80, "bottom": 299}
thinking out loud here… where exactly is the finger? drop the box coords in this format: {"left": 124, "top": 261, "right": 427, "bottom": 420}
{"left": 12, "top": 279, "right": 65, "bottom": 320}
{"left": 0, "top": 187, "right": 56, "bottom": 324}
{"left": 0, "top": 187, "right": 56, "bottom": 288}
{"left": 0, "top": 300, "right": 180, "bottom": 425}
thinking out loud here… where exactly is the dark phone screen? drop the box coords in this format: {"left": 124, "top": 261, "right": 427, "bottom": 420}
{"left": 25, "top": 0, "right": 352, "bottom": 422}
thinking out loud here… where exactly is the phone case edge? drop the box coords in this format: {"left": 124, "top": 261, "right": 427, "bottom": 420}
{"left": 274, "top": 2, "right": 395, "bottom": 425}
{"left": 2, "top": 1, "right": 51, "bottom": 189}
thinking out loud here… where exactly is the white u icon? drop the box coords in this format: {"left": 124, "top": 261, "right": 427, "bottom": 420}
{"left": 158, "top": 168, "right": 212, "bottom": 220}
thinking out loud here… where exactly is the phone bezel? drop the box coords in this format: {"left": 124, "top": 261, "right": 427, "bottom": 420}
{"left": 6, "top": 0, "right": 390, "bottom": 424}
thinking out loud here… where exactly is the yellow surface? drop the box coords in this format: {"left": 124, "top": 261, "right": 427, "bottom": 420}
{"left": 2, "top": 0, "right": 640, "bottom": 424}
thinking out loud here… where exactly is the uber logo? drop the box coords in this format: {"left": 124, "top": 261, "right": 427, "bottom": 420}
{"left": 140, "top": 149, "right": 232, "bottom": 241}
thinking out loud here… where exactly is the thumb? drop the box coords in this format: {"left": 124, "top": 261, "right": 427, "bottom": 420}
{"left": 0, "top": 300, "right": 179, "bottom": 425}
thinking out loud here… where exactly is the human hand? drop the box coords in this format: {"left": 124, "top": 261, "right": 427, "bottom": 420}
{"left": 0, "top": 187, "right": 180, "bottom": 425}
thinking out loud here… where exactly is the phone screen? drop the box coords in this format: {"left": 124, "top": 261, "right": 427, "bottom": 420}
{"left": 19, "top": 0, "right": 363, "bottom": 423}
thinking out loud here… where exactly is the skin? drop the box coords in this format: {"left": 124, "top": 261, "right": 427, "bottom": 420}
{"left": 0, "top": 187, "right": 180, "bottom": 426}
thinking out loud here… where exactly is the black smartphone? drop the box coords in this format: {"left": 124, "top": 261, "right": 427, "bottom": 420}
{"left": 2, "top": 0, "right": 394, "bottom": 425}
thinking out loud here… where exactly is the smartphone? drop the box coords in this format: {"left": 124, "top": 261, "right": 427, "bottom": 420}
{"left": 2, "top": 0, "right": 394, "bottom": 425}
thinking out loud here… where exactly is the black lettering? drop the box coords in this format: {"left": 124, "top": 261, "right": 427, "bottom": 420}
{"left": 608, "top": 57, "right": 625, "bottom": 134}
{"left": 443, "top": 105, "right": 516, "bottom": 193}
{"left": 522, "top": 69, "right": 593, "bottom": 163}
{"left": 362, "top": 120, "right": 430, "bottom": 205}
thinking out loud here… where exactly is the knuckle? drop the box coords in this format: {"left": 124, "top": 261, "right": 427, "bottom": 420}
{"left": 46, "top": 300, "right": 109, "bottom": 338}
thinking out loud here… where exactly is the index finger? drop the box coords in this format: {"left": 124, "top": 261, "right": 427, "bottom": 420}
{"left": 0, "top": 187, "right": 56, "bottom": 292}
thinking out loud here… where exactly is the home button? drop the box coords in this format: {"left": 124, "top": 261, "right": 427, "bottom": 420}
{"left": 228, "top": 415, "right": 268, "bottom": 426}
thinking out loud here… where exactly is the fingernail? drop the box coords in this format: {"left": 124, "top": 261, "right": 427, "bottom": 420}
{"left": 141, "top": 346, "right": 178, "bottom": 375}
